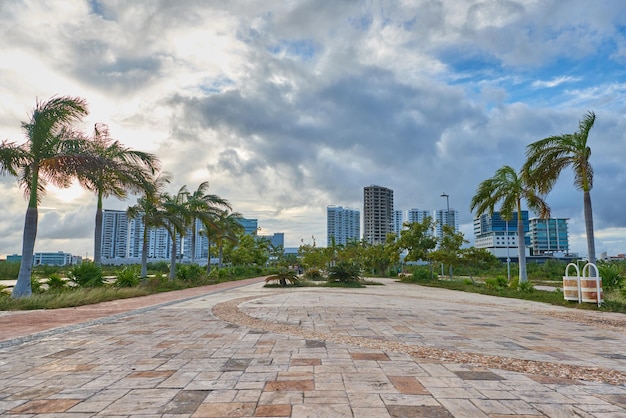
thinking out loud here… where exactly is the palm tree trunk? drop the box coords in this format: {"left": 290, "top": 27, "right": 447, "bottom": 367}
{"left": 218, "top": 245, "right": 223, "bottom": 269}
{"left": 517, "top": 207, "right": 528, "bottom": 283}
{"left": 207, "top": 239, "right": 212, "bottom": 275}
{"left": 12, "top": 206, "right": 38, "bottom": 298}
{"left": 191, "top": 219, "right": 196, "bottom": 265}
{"left": 141, "top": 223, "right": 148, "bottom": 278}
{"left": 93, "top": 193, "right": 103, "bottom": 266}
{"left": 169, "top": 237, "right": 177, "bottom": 280}
{"left": 583, "top": 190, "right": 596, "bottom": 270}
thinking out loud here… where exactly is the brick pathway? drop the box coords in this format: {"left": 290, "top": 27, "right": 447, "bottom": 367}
{"left": 1, "top": 277, "right": 625, "bottom": 417}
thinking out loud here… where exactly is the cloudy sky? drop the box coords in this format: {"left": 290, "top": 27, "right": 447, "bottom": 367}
{"left": 1, "top": 0, "right": 626, "bottom": 259}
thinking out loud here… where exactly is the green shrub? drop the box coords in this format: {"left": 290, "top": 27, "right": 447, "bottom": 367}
{"left": 327, "top": 262, "right": 361, "bottom": 283}
{"left": 598, "top": 263, "right": 624, "bottom": 291}
{"left": 517, "top": 280, "right": 535, "bottom": 293}
{"left": 485, "top": 276, "right": 508, "bottom": 290}
{"left": 115, "top": 266, "right": 140, "bottom": 288}
{"left": 31, "top": 277, "right": 44, "bottom": 293}
{"left": 265, "top": 269, "right": 299, "bottom": 286}
{"left": 46, "top": 273, "right": 68, "bottom": 292}
{"left": 176, "top": 264, "right": 205, "bottom": 282}
{"left": 412, "top": 267, "right": 430, "bottom": 281}
{"left": 69, "top": 262, "right": 104, "bottom": 287}
{"left": 304, "top": 269, "right": 325, "bottom": 281}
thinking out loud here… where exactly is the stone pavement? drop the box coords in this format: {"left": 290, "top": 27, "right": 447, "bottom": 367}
{"left": 0, "top": 277, "right": 625, "bottom": 417}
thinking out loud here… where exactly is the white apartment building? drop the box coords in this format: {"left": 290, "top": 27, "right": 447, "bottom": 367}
{"left": 434, "top": 208, "right": 459, "bottom": 241}
{"left": 327, "top": 206, "right": 360, "bottom": 246}
{"left": 101, "top": 209, "right": 129, "bottom": 259}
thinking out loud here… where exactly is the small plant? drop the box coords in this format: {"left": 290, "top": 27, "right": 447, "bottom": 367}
{"left": 115, "top": 266, "right": 140, "bottom": 288}
{"left": 484, "top": 276, "right": 508, "bottom": 290}
{"left": 598, "top": 263, "right": 624, "bottom": 291}
{"left": 31, "top": 277, "right": 44, "bottom": 293}
{"left": 304, "top": 269, "right": 325, "bottom": 281}
{"left": 517, "top": 280, "right": 535, "bottom": 293}
{"left": 327, "top": 262, "right": 361, "bottom": 283}
{"left": 265, "top": 269, "right": 299, "bottom": 286}
{"left": 46, "top": 273, "right": 68, "bottom": 292}
{"left": 69, "top": 262, "right": 104, "bottom": 288}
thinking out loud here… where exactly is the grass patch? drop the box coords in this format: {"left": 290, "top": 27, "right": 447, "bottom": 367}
{"left": 399, "top": 276, "right": 626, "bottom": 313}
{"left": 0, "top": 287, "right": 153, "bottom": 310}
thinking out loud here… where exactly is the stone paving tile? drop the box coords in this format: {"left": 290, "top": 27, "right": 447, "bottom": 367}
{"left": 1, "top": 278, "right": 626, "bottom": 417}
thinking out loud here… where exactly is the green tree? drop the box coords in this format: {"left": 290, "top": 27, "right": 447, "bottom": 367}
{"left": 430, "top": 225, "right": 467, "bottom": 279}
{"left": 470, "top": 165, "right": 550, "bottom": 283}
{"left": 202, "top": 210, "right": 244, "bottom": 271}
{"left": 398, "top": 218, "right": 438, "bottom": 277}
{"left": 80, "top": 123, "right": 159, "bottom": 266}
{"left": 185, "top": 181, "right": 231, "bottom": 265}
{"left": 298, "top": 243, "right": 326, "bottom": 271}
{"left": 362, "top": 234, "right": 400, "bottom": 276}
{"left": 525, "top": 111, "right": 597, "bottom": 266}
{"left": 0, "top": 96, "right": 91, "bottom": 297}
{"left": 127, "top": 173, "right": 172, "bottom": 278}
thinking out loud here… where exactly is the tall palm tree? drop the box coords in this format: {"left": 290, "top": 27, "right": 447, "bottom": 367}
{"left": 0, "top": 96, "right": 92, "bottom": 297}
{"left": 79, "top": 123, "right": 160, "bottom": 265}
{"left": 162, "top": 186, "right": 190, "bottom": 280}
{"left": 525, "top": 111, "right": 597, "bottom": 266}
{"left": 127, "top": 173, "right": 172, "bottom": 278}
{"left": 185, "top": 181, "right": 230, "bottom": 264}
{"left": 203, "top": 210, "right": 243, "bottom": 271}
{"left": 470, "top": 165, "right": 550, "bottom": 283}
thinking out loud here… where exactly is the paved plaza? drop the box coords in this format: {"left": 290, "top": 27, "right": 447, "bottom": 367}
{"left": 1, "top": 277, "right": 626, "bottom": 417}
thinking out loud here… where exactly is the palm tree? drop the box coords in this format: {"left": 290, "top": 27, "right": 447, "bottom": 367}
{"left": 127, "top": 173, "right": 172, "bottom": 278}
{"left": 470, "top": 165, "right": 550, "bottom": 283}
{"left": 203, "top": 210, "right": 243, "bottom": 271}
{"left": 79, "top": 123, "right": 160, "bottom": 266}
{"left": 185, "top": 181, "right": 230, "bottom": 264}
{"left": 0, "top": 96, "right": 91, "bottom": 297}
{"left": 525, "top": 111, "right": 597, "bottom": 266}
{"left": 162, "top": 186, "right": 190, "bottom": 280}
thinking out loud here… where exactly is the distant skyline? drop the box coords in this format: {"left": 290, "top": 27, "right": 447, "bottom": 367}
{"left": 1, "top": 1, "right": 626, "bottom": 258}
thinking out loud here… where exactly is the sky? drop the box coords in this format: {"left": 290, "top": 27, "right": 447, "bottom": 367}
{"left": 1, "top": 0, "right": 626, "bottom": 259}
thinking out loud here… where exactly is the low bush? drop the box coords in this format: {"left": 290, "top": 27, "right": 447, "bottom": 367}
{"left": 47, "top": 273, "right": 69, "bottom": 292}
{"left": 327, "top": 262, "right": 361, "bottom": 283}
{"left": 598, "top": 263, "right": 624, "bottom": 291}
{"left": 69, "top": 262, "right": 104, "bottom": 287}
{"left": 484, "top": 276, "right": 508, "bottom": 290}
{"left": 115, "top": 266, "right": 140, "bottom": 288}
{"left": 304, "top": 268, "right": 325, "bottom": 281}
{"left": 265, "top": 269, "right": 299, "bottom": 286}
{"left": 176, "top": 264, "right": 205, "bottom": 282}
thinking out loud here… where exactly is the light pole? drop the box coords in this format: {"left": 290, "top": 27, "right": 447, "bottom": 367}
{"left": 440, "top": 193, "right": 450, "bottom": 278}
{"left": 506, "top": 219, "right": 511, "bottom": 282}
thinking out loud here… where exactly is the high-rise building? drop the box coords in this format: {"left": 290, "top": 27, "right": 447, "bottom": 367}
{"left": 238, "top": 218, "right": 259, "bottom": 236}
{"left": 327, "top": 206, "right": 360, "bottom": 246}
{"left": 363, "top": 185, "right": 394, "bottom": 245}
{"left": 528, "top": 218, "right": 569, "bottom": 255}
{"left": 392, "top": 210, "right": 404, "bottom": 238}
{"left": 407, "top": 209, "right": 432, "bottom": 224}
{"left": 101, "top": 209, "right": 129, "bottom": 259}
{"left": 434, "top": 208, "right": 460, "bottom": 241}
{"left": 183, "top": 218, "right": 209, "bottom": 260}
{"left": 129, "top": 215, "right": 174, "bottom": 259}
{"left": 473, "top": 211, "right": 530, "bottom": 258}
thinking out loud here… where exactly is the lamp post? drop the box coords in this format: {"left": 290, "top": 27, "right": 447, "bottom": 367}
{"left": 506, "top": 219, "right": 511, "bottom": 282}
{"left": 440, "top": 193, "right": 450, "bottom": 278}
